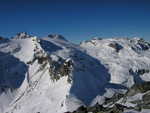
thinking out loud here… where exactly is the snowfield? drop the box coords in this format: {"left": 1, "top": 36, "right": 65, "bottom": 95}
{"left": 0, "top": 33, "right": 150, "bottom": 113}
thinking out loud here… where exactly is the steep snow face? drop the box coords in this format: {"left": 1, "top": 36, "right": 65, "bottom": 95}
{"left": 0, "top": 37, "right": 71, "bottom": 113}
{"left": 80, "top": 38, "right": 150, "bottom": 87}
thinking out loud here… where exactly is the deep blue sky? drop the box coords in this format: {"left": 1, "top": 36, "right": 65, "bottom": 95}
{"left": 0, "top": 0, "right": 150, "bottom": 43}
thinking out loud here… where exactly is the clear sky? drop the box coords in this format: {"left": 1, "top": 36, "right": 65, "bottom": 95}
{"left": 0, "top": 0, "right": 150, "bottom": 43}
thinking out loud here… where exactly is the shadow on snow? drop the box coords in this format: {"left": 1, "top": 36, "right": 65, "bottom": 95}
{"left": 69, "top": 50, "right": 126, "bottom": 105}
{"left": 0, "top": 52, "right": 28, "bottom": 92}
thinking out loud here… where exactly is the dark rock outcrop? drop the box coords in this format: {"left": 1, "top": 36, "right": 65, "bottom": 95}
{"left": 108, "top": 42, "right": 123, "bottom": 52}
{"left": 131, "top": 38, "right": 150, "bottom": 52}
{"left": 27, "top": 50, "right": 73, "bottom": 83}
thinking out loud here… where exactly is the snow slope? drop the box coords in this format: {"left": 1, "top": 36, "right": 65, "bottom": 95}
{"left": 80, "top": 38, "right": 150, "bottom": 87}
{"left": 0, "top": 34, "right": 150, "bottom": 113}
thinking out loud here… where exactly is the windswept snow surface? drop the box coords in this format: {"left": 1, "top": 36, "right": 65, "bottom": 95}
{"left": 0, "top": 35, "right": 150, "bottom": 113}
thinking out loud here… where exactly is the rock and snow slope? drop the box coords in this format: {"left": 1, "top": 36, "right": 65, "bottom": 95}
{"left": 0, "top": 33, "right": 150, "bottom": 113}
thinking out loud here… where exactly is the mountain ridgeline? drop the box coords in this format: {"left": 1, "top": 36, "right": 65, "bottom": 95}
{"left": 0, "top": 33, "right": 150, "bottom": 113}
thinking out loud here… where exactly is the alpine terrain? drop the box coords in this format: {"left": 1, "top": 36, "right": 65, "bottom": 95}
{"left": 0, "top": 32, "right": 150, "bottom": 113}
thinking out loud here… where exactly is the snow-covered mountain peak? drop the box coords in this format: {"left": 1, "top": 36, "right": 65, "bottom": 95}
{"left": 47, "top": 34, "right": 68, "bottom": 41}
{"left": 12, "top": 32, "right": 32, "bottom": 39}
